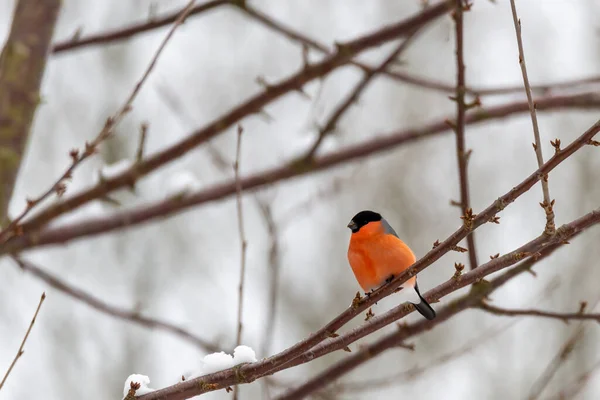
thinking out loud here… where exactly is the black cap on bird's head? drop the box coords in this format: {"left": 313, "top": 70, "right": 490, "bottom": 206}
{"left": 347, "top": 210, "right": 382, "bottom": 233}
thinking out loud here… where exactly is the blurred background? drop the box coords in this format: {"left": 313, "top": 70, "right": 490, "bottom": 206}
{"left": 0, "top": 0, "right": 599, "bottom": 399}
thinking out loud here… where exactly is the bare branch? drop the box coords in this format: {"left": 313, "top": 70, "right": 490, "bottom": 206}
{"left": 0, "top": 0, "right": 61, "bottom": 224}
{"left": 0, "top": 292, "right": 45, "bottom": 390}
{"left": 451, "top": 0, "right": 478, "bottom": 269}
{"left": 4, "top": 97, "right": 599, "bottom": 253}
{"left": 0, "top": 0, "right": 196, "bottom": 242}
{"left": 257, "top": 200, "right": 281, "bottom": 358}
{"left": 509, "top": 0, "right": 555, "bottom": 234}
{"left": 479, "top": 303, "right": 600, "bottom": 323}
{"left": 546, "top": 358, "right": 600, "bottom": 399}
{"left": 257, "top": 199, "right": 281, "bottom": 400}
{"left": 527, "top": 326, "right": 585, "bottom": 400}
{"left": 51, "top": 0, "right": 228, "bottom": 54}
{"left": 13, "top": 257, "right": 220, "bottom": 353}
{"left": 234, "top": 125, "right": 246, "bottom": 347}
{"left": 302, "top": 29, "right": 420, "bottom": 160}
{"left": 336, "top": 321, "right": 517, "bottom": 393}
{"left": 232, "top": 125, "right": 246, "bottom": 400}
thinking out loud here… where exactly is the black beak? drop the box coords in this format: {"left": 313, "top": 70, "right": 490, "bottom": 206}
{"left": 347, "top": 221, "right": 357, "bottom": 231}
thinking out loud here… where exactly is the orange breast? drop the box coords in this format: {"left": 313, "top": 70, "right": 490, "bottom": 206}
{"left": 347, "top": 222, "right": 416, "bottom": 292}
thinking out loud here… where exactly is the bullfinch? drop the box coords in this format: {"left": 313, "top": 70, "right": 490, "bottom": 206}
{"left": 347, "top": 210, "right": 436, "bottom": 320}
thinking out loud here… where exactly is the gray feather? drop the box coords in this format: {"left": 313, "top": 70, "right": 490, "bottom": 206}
{"left": 381, "top": 218, "right": 399, "bottom": 237}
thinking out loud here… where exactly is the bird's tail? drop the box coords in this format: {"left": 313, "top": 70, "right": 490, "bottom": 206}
{"left": 412, "top": 282, "right": 436, "bottom": 320}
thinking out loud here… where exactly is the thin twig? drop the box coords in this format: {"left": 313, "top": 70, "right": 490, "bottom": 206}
{"left": 233, "top": 125, "right": 246, "bottom": 400}
{"left": 136, "top": 122, "right": 149, "bottom": 163}
{"left": 13, "top": 257, "right": 220, "bottom": 352}
{"left": 4, "top": 97, "right": 599, "bottom": 254}
{"left": 302, "top": 29, "right": 420, "bottom": 160}
{"left": 509, "top": 0, "right": 555, "bottom": 235}
{"left": 527, "top": 326, "right": 585, "bottom": 400}
{"left": 479, "top": 303, "right": 600, "bottom": 323}
{"left": 451, "top": 0, "right": 478, "bottom": 270}
{"left": 0, "top": 292, "right": 45, "bottom": 390}
{"left": 257, "top": 200, "right": 280, "bottom": 358}
{"left": 546, "top": 358, "right": 600, "bottom": 400}
{"left": 256, "top": 199, "right": 280, "bottom": 400}
{"left": 0, "top": 0, "right": 196, "bottom": 243}
{"left": 51, "top": 0, "right": 226, "bottom": 54}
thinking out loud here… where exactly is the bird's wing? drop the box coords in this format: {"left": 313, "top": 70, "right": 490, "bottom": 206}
{"left": 381, "top": 218, "right": 399, "bottom": 238}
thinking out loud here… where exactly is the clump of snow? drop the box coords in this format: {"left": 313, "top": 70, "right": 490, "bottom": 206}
{"left": 123, "top": 374, "right": 154, "bottom": 398}
{"left": 202, "top": 351, "right": 235, "bottom": 374}
{"left": 165, "top": 170, "right": 202, "bottom": 196}
{"left": 99, "top": 159, "right": 133, "bottom": 179}
{"left": 189, "top": 345, "right": 258, "bottom": 379}
{"left": 233, "top": 345, "right": 257, "bottom": 364}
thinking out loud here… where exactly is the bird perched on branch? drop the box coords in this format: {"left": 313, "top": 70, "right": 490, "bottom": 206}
{"left": 346, "top": 210, "right": 436, "bottom": 320}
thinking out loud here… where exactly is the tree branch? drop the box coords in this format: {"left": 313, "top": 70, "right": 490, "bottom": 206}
{"left": 3, "top": 96, "right": 598, "bottom": 253}
{"left": 0, "top": 0, "right": 61, "bottom": 224}
{"left": 232, "top": 125, "right": 246, "bottom": 400}
{"left": 510, "top": 0, "right": 555, "bottom": 234}
{"left": 51, "top": 0, "right": 228, "bottom": 54}
{"left": 12, "top": 257, "right": 220, "bottom": 353}
{"left": 451, "top": 0, "right": 478, "bottom": 269}
{"left": 527, "top": 325, "right": 585, "bottom": 400}
{"left": 479, "top": 303, "right": 600, "bottom": 323}
{"left": 302, "top": 28, "right": 420, "bottom": 160}
{"left": 0, "top": 292, "right": 45, "bottom": 390}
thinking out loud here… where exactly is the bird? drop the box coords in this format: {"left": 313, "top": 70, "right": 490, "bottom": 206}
{"left": 346, "top": 210, "right": 436, "bottom": 320}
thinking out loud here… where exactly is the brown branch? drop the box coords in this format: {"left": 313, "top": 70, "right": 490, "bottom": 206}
{"left": 335, "top": 321, "right": 517, "bottom": 393}
{"left": 51, "top": 0, "right": 228, "bottom": 54}
{"left": 234, "top": 125, "right": 246, "bottom": 347}
{"left": 257, "top": 200, "right": 281, "bottom": 358}
{"left": 382, "top": 72, "right": 600, "bottom": 97}
{"left": 0, "top": 0, "right": 61, "bottom": 224}
{"left": 136, "top": 129, "right": 600, "bottom": 400}
{"left": 302, "top": 29, "right": 420, "bottom": 160}
{"left": 257, "top": 199, "right": 281, "bottom": 400}
{"left": 275, "top": 212, "right": 600, "bottom": 400}
{"left": 4, "top": 95, "right": 599, "bottom": 253}
{"left": 232, "top": 125, "right": 246, "bottom": 400}
{"left": 451, "top": 0, "right": 478, "bottom": 270}
{"left": 547, "top": 358, "right": 600, "bottom": 400}
{"left": 510, "top": 0, "right": 555, "bottom": 235}
{"left": 527, "top": 325, "right": 585, "bottom": 400}
{"left": 12, "top": 257, "right": 220, "bottom": 353}
{"left": 479, "top": 303, "right": 600, "bottom": 323}
{"left": 0, "top": 292, "right": 45, "bottom": 390}
{"left": 0, "top": 0, "right": 196, "bottom": 243}
{"left": 11, "top": 1, "right": 454, "bottom": 238}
